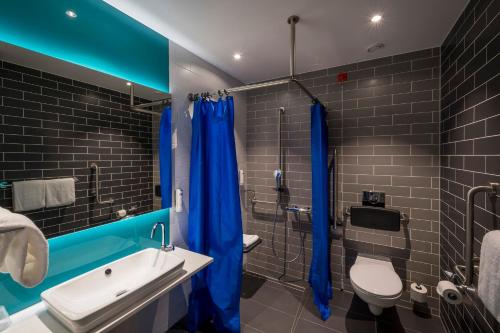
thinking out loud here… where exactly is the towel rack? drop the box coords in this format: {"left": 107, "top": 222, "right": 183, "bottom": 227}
{"left": 453, "top": 182, "right": 500, "bottom": 291}
{"left": 0, "top": 177, "right": 80, "bottom": 190}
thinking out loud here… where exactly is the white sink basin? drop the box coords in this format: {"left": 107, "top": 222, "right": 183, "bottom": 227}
{"left": 41, "top": 248, "right": 185, "bottom": 333}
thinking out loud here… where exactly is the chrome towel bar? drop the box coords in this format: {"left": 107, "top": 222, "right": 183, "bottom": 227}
{"left": 0, "top": 177, "right": 79, "bottom": 190}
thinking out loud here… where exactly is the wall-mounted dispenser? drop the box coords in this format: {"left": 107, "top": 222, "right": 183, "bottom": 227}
{"left": 362, "top": 191, "right": 385, "bottom": 207}
{"left": 239, "top": 170, "right": 245, "bottom": 186}
{"left": 175, "top": 189, "right": 183, "bottom": 213}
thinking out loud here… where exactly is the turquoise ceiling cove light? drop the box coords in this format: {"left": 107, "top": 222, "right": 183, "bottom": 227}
{"left": 0, "top": 0, "right": 169, "bottom": 92}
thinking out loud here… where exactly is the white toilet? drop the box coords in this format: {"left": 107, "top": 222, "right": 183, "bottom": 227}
{"left": 349, "top": 255, "right": 403, "bottom": 316}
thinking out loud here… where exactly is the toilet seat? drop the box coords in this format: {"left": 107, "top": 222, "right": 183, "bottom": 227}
{"left": 350, "top": 263, "right": 402, "bottom": 297}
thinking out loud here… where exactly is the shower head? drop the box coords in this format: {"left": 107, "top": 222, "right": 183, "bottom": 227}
{"left": 274, "top": 169, "right": 282, "bottom": 192}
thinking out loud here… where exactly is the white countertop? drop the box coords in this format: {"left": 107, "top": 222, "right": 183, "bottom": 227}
{"left": 4, "top": 247, "right": 213, "bottom": 333}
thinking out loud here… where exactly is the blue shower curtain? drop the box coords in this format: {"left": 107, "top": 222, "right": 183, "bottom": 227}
{"left": 188, "top": 97, "right": 243, "bottom": 333}
{"left": 309, "top": 102, "right": 332, "bottom": 320}
{"left": 159, "top": 106, "right": 172, "bottom": 208}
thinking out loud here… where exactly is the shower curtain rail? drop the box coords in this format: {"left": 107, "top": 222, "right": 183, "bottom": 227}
{"left": 128, "top": 83, "right": 171, "bottom": 116}
{"left": 187, "top": 15, "right": 325, "bottom": 108}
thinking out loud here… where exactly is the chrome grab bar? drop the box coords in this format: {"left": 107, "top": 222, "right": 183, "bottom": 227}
{"left": 90, "top": 163, "right": 114, "bottom": 205}
{"left": 247, "top": 191, "right": 311, "bottom": 215}
{"left": 458, "top": 182, "right": 500, "bottom": 287}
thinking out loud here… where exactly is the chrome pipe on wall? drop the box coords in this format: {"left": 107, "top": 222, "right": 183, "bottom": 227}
{"left": 90, "top": 163, "right": 114, "bottom": 205}
{"left": 288, "top": 15, "right": 299, "bottom": 78}
{"left": 463, "top": 182, "right": 500, "bottom": 285}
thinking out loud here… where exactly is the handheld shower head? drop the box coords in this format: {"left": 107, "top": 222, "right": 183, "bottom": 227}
{"left": 274, "top": 169, "right": 282, "bottom": 191}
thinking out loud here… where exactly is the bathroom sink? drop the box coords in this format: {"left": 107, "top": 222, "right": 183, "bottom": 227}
{"left": 41, "top": 248, "right": 185, "bottom": 333}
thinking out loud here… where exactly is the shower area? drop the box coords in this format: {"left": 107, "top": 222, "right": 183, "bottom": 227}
{"left": 237, "top": 16, "right": 337, "bottom": 288}
{"left": 245, "top": 104, "right": 316, "bottom": 284}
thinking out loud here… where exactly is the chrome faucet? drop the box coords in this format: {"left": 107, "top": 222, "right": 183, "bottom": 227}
{"left": 150, "top": 222, "right": 174, "bottom": 252}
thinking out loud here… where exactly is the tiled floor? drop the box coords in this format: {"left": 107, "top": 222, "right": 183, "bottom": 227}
{"left": 169, "top": 273, "right": 445, "bottom": 333}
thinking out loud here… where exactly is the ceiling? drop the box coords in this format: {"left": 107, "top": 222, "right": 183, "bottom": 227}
{"left": 104, "top": 0, "right": 468, "bottom": 84}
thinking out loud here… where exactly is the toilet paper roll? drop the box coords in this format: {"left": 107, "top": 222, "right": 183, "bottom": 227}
{"left": 436, "top": 280, "right": 462, "bottom": 305}
{"left": 410, "top": 282, "right": 428, "bottom": 303}
{"left": 116, "top": 209, "right": 127, "bottom": 218}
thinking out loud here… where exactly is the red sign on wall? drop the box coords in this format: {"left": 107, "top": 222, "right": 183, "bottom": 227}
{"left": 337, "top": 72, "right": 348, "bottom": 82}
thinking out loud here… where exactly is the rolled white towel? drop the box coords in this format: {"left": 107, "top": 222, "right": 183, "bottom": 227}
{"left": 0, "top": 207, "right": 48, "bottom": 288}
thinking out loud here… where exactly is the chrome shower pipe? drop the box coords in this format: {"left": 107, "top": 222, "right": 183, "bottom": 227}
{"left": 277, "top": 106, "right": 285, "bottom": 187}
{"left": 188, "top": 15, "right": 324, "bottom": 107}
{"left": 463, "top": 182, "right": 500, "bottom": 285}
{"left": 90, "top": 163, "right": 114, "bottom": 205}
{"left": 288, "top": 15, "right": 299, "bottom": 78}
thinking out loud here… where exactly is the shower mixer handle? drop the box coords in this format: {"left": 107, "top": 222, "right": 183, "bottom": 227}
{"left": 286, "top": 205, "right": 311, "bottom": 214}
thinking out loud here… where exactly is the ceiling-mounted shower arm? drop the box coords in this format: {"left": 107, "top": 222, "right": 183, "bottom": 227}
{"left": 288, "top": 15, "right": 299, "bottom": 79}
{"left": 128, "top": 83, "right": 171, "bottom": 116}
{"left": 187, "top": 15, "right": 325, "bottom": 108}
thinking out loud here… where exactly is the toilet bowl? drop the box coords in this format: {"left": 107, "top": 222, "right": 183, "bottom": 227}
{"left": 349, "top": 255, "right": 403, "bottom": 316}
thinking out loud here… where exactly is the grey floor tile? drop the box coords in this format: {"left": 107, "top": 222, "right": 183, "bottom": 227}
{"left": 377, "top": 306, "right": 445, "bottom": 333}
{"left": 241, "top": 298, "right": 295, "bottom": 333}
{"left": 242, "top": 323, "right": 265, "bottom": 333}
{"left": 300, "top": 293, "right": 376, "bottom": 333}
{"left": 376, "top": 319, "right": 417, "bottom": 333}
{"left": 293, "top": 319, "right": 340, "bottom": 333}
{"left": 241, "top": 273, "right": 268, "bottom": 298}
{"left": 246, "top": 282, "right": 304, "bottom": 315}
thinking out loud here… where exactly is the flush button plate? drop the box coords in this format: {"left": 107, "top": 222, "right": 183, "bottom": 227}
{"left": 362, "top": 191, "right": 385, "bottom": 207}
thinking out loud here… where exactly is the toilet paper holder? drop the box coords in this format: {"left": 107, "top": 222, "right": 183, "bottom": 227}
{"left": 444, "top": 268, "right": 477, "bottom": 294}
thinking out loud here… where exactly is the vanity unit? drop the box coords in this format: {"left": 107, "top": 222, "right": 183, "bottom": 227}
{"left": 4, "top": 247, "right": 212, "bottom": 333}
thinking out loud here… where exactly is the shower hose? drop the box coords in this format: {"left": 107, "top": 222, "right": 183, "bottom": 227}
{"left": 271, "top": 197, "right": 307, "bottom": 263}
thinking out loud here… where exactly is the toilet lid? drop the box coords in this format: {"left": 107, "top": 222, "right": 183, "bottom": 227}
{"left": 350, "top": 264, "right": 402, "bottom": 297}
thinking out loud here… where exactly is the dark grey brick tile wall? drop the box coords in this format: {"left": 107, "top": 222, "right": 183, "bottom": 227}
{"left": 0, "top": 61, "right": 154, "bottom": 237}
{"left": 245, "top": 48, "right": 441, "bottom": 315}
{"left": 440, "top": 0, "right": 500, "bottom": 332}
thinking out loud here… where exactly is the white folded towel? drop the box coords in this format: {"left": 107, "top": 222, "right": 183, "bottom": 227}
{"left": 45, "top": 178, "right": 75, "bottom": 208}
{"left": 243, "top": 234, "right": 260, "bottom": 248}
{"left": 0, "top": 207, "right": 48, "bottom": 287}
{"left": 478, "top": 230, "right": 500, "bottom": 322}
{"left": 12, "top": 180, "right": 46, "bottom": 212}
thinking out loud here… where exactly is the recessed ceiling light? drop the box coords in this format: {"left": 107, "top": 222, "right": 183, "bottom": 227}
{"left": 371, "top": 14, "right": 382, "bottom": 23}
{"left": 126, "top": 82, "right": 132, "bottom": 86}
{"left": 233, "top": 53, "right": 242, "bottom": 60}
{"left": 65, "top": 10, "right": 77, "bottom": 18}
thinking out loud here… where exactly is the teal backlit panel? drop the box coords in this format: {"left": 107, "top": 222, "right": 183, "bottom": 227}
{"left": 0, "top": 0, "right": 169, "bottom": 92}
{"left": 0, "top": 209, "right": 170, "bottom": 315}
